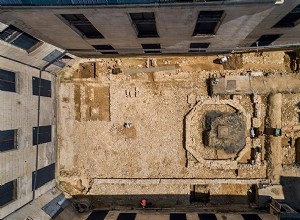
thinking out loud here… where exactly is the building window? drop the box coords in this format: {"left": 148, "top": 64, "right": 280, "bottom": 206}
{"left": 273, "top": 4, "right": 300, "bottom": 28}
{"left": 198, "top": 214, "right": 217, "bottom": 220}
{"left": 189, "top": 43, "right": 210, "bottom": 52}
{"left": 170, "top": 213, "right": 187, "bottom": 220}
{"left": 60, "top": 54, "right": 73, "bottom": 62}
{"left": 0, "top": 68, "right": 16, "bottom": 93}
{"left": 0, "top": 179, "right": 17, "bottom": 207}
{"left": 60, "top": 14, "right": 104, "bottom": 39}
{"left": 43, "top": 49, "right": 66, "bottom": 68}
{"left": 92, "top": 45, "right": 118, "bottom": 54}
{"left": 0, "top": 130, "right": 17, "bottom": 152}
{"left": 130, "top": 12, "right": 159, "bottom": 38}
{"left": 32, "top": 163, "right": 55, "bottom": 190}
{"left": 33, "top": 125, "right": 51, "bottom": 145}
{"left": 0, "top": 25, "right": 40, "bottom": 52}
{"left": 32, "top": 77, "right": 51, "bottom": 97}
{"left": 193, "top": 11, "right": 224, "bottom": 35}
{"left": 141, "top": 44, "right": 161, "bottom": 53}
{"left": 251, "top": 34, "right": 282, "bottom": 47}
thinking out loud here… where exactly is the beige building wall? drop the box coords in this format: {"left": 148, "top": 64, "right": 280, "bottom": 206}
{"left": 0, "top": 56, "right": 57, "bottom": 219}
{"left": 0, "top": 24, "right": 73, "bottom": 217}
{"left": 0, "top": 0, "right": 299, "bottom": 57}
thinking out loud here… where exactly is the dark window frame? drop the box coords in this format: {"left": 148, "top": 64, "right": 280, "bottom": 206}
{"left": 60, "top": 14, "right": 104, "bottom": 39}
{"left": 43, "top": 49, "right": 66, "bottom": 68}
{"left": 33, "top": 125, "right": 52, "bottom": 145}
{"left": 193, "top": 11, "right": 225, "bottom": 36}
{"left": 141, "top": 43, "right": 161, "bottom": 53}
{"left": 32, "top": 163, "right": 55, "bottom": 190}
{"left": 92, "top": 44, "right": 118, "bottom": 54}
{"left": 189, "top": 43, "right": 210, "bottom": 52}
{"left": 251, "top": 34, "right": 282, "bottom": 47}
{"left": 170, "top": 213, "right": 187, "bottom": 220}
{"left": 273, "top": 4, "right": 300, "bottom": 28}
{"left": 116, "top": 213, "right": 137, "bottom": 220}
{"left": 130, "top": 12, "right": 159, "bottom": 38}
{"left": 0, "top": 68, "right": 16, "bottom": 93}
{"left": 32, "top": 77, "right": 51, "bottom": 97}
{"left": 198, "top": 214, "right": 217, "bottom": 220}
{"left": 0, "top": 179, "right": 17, "bottom": 207}
{"left": 0, "top": 25, "right": 41, "bottom": 52}
{"left": 0, "top": 129, "right": 18, "bottom": 152}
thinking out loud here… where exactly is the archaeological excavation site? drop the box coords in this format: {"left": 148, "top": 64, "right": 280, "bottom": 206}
{"left": 2, "top": 1, "right": 300, "bottom": 219}
{"left": 52, "top": 51, "right": 300, "bottom": 219}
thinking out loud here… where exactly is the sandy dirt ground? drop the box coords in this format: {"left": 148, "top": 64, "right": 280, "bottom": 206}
{"left": 56, "top": 52, "right": 300, "bottom": 203}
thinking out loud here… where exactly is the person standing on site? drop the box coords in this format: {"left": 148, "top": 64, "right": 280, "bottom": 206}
{"left": 141, "top": 199, "right": 147, "bottom": 208}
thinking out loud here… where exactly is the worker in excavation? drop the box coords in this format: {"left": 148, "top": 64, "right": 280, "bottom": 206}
{"left": 141, "top": 199, "right": 147, "bottom": 208}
